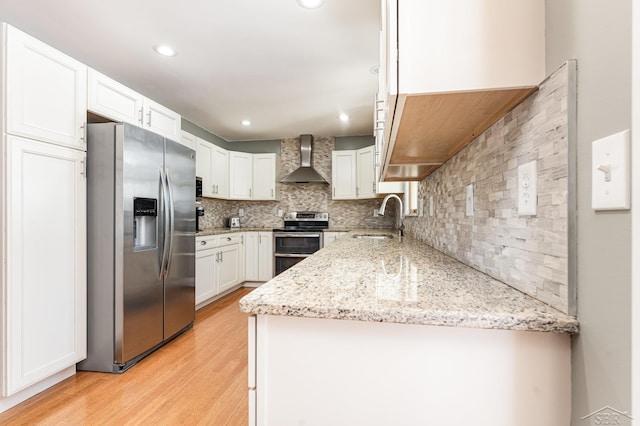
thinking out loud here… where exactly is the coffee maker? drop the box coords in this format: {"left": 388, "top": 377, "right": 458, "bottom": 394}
{"left": 195, "top": 206, "right": 205, "bottom": 232}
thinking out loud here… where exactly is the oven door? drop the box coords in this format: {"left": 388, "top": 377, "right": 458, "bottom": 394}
{"left": 273, "top": 232, "right": 323, "bottom": 255}
{"left": 273, "top": 232, "right": 323, "bottom": 275}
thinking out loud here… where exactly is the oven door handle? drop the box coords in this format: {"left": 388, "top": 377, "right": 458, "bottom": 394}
{"left": 274, "top": 253, "right": 312, "bottom": 258}
{"left": 274, "top": 233, "right": 322, "bottom": 238}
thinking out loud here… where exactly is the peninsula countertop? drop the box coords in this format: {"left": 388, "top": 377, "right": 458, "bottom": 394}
{"left": 239, "top": 230, "right": 579, "bottom": 334}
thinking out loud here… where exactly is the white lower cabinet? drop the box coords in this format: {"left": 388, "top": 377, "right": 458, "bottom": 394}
{"left": 195, "top": 233, "right": 245, "bottom": 308}
{"left": 3, "top": 135, "right": 87, "bottom": 396}
{"left": 245, "top": 232, "right": 273, "bottom": 282}
{"left": 323, "top": 232, "right": 346, "bottom": 247}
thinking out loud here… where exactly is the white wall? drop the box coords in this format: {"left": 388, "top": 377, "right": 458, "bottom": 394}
{"left": 546, "top": 0, "right": 632, "bottom": 422}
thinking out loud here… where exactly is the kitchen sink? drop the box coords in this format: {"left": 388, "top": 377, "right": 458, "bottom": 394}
{"left": 351, "top": 233, "right": 394, "bottom": 240}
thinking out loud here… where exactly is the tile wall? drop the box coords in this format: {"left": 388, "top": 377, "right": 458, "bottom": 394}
{"left": 198, "top": 137, "right": 396, "bottom": 230}
{"left": 403, "top": 63, "right": 572, "bottom": 314}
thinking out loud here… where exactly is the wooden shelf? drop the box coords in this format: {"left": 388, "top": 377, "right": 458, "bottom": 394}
{"left": 381, "top": 86, "right": 538, "bottom": 181}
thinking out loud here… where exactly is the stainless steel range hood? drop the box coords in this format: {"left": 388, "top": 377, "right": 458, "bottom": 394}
{"left": 281, "top": 135, "right": 328, "bottom": 183}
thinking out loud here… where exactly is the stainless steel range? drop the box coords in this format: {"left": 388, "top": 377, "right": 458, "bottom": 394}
{"left": 273, "top": 211, "right": 329, "bottom": 275}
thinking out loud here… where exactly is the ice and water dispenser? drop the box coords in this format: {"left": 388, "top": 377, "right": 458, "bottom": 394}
{"left": 133, "top": 197, "right": 157, "bottom": 250}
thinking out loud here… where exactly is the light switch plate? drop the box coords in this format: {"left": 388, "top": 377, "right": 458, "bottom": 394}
{"left": 518, "top": 160, "right": 537, "bottom": 216}
{"left": 429, "top": 196, "right": 434, "bottom": 217}
{"left": 592, "top": 129, "right": 630, "bottom": 210}
{"left": 465, "top": 184, "right": 474, "bottom": 217}
{"left": 418, "top": 198, "right": 424, "bottom": 217}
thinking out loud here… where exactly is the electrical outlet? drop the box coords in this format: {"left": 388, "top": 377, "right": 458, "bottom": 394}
{"left": 373, "top": 208, "right": 379, "bottom": 217}
{"left": 518, "top": 160, "right": 537, "bottom": 216}
{"left": 429, "top": 196, "right": 434, "bottom": 217}
{"left": 277, "top": 209, "right": 284, "bottom": 217}
{"left": 239, "top": 208, "right": 245, "bottom": 217}
{"left": 465, "top": 184, "right": 474, "bottom": 217}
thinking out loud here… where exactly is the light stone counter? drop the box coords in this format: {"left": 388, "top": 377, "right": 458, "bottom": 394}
{"left": 239, "top": 231, "right": 578, "bottom": 333}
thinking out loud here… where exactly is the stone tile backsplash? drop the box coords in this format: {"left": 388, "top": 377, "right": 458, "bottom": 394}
{"left": 403, "top": 63, "right": 572, "bottom": 314}
{"left": 198, "top": 136, "right": 396, "bottom": 230}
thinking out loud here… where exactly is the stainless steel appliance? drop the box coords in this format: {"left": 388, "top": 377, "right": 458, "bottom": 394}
{"left": 78, "top": 123, "right": 196, "bottom": 373}
{"left": 273, "top": 211, "right": 328, "bottom": 275}
{"left": 196, "top": 206, "right": 205, "bottom": 232}
{"left": 196, "top": 176, "right": 203, "bottom": 200}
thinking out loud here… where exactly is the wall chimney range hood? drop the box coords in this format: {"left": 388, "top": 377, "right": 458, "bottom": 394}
{"left": 281, "top": 135, "right": 328, "bottom": 183}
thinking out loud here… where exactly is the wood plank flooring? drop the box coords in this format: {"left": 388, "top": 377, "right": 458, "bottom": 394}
{"left": 0, "top": 288, "right": 254, "bottom": 425}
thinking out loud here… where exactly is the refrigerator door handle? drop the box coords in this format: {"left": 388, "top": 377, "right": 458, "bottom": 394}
{"left": 159, "top": 168, "right": 170, "bottom": 279}
{"left": 164, "top": 168, "right": 175, "bottom": 279}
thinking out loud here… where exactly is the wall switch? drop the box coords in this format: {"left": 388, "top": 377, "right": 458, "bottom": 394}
{"left": 465, "top": 184, "right": 474, "bottom": 217}
{"left": 517, "top": 160, "right": 537, "bottom": 216}
{"left": 277, "top": 209, "right": 284, "bottom": 217}
{"left": 239, "top": 208, "right": 245, "bottom": 217}
{"left": 418, "top": 198, "right": 424, "bottom": 217}
{"left": 429, "top": 196, "right": 434, "bottom": 217}
{"left": 592, "top": 129, "right": 630, "bottom": 210}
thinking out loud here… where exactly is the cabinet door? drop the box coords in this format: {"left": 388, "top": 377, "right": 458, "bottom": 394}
{"left": 356, "top": 146, "right": 376, "bottom": 199}
{"left": 181, "top": 131, "right": 197, "bottom": 150}
{"left": 211, "top": 146, "right": 230, "bottom": 198}
{"left": 258, "top": 232, "right": 274, "bottom": 281}
{"left": 142, "top": 97, "right": 181, "bottom": 142}
{"left": 218, "top": 244, "right": 241, "bottom": 293}
{"left": 229, "top": 151, "right": 253, "bottom": 200}
{"left": 196, "top": 139, "right": 215, "bottom": 198}
{"left": 252, "top": 154, "right": 278, "bottom": 200}
{"left": 6, "top": 25, "right": 87, "bottom": 150}
{"left": 87, "top": 68, "right": 143, "bottom": 126}
{"left": 195, "top": 248, "right": 218, "bottom": 306}
{"left": 5, "top": 135, "right": 86, "bottom": 396}
{"left": 331, "top": 150, "right": 356, "bottom": 199}
{"left": 245, "top": 232, "right": 260, "bottom": 281}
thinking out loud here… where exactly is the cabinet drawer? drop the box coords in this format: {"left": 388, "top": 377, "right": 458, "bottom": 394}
{"left": 216, "top": 233, "right": 243, "bottom": 247}
{"left": 196, "top": 236, "right": 218, "bottom": 251}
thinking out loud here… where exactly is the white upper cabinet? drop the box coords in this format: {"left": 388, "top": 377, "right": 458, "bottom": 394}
{"left": 379, "top": 0, "right": 545, "bottom": 181}
{"left": 211, "top": 145, "right": 230, "bottom": 198}
{"left": 196, "top": 138, "right": 215, "bottom": 198}
{"left": 229, "top": 151, "right": 253, "bottom": 200}
{"left": 142, "top": 98, "right": 181, "bottom": 142}
{"left": 5, "top": 25, "right": 87, "bottom": 150}
{"left": 332, "top": 150, "right": 357, "bottom": 200}
{"left": 86, "top": 68, "right": 181, "bottom": 142}
{"left": 87, "top": 68, "right": 143, "bottom": 126}
{"left": 356, "top": 146, "right": 376, "bottom": 199}
{"left": 180, "top": 131, "right": 197, "bottom": 150}
{"left": 252, "top": 153, "right": 280, "bottom": 200}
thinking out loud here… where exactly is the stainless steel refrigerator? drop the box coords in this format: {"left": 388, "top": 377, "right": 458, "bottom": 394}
{"left": 78, "top": 123, "right": 195, "bottom": 373}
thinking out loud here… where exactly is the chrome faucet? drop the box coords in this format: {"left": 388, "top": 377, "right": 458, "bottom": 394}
{"left": 378, "top": 194, "right": 404, "bottom": 237}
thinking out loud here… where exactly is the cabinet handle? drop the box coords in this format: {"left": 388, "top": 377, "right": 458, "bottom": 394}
{"left": 373, "top": 182, "right": 376, "bottom": 193}
{"left": 227, "top": 237, "right": 232, "bottom": 241}
{"left": 80, "top": 123, "right": 86, "bottom": 144}
{"left": 215, "top": 252, "right": 220, "bottom": 262}
{"left": 271, "top": 188, "right": 274, "bottom": 198}
{"left": 220, "top": 251, "right": 223, "bottom": 262}
{"left": 249, "top": 188, "right": 252, "bottom": 197}
{"left": 356, "top": 187, "right": 359, "bottom": 197}
{"left": 139, "top": 108, "right": 144, "bottom": 125}
{"left": 333, "top": 187, "right": 335, "bottom": 197}
{"left": 200, "top": 241, "right": 207, "bottom": 245}
{"left": 215, "top": 184, "right": 219, "bottom": 193}
{"left": 80, "top": 159, "right": 87, "bottom": 177}
{"left": 241, "top": 235, "right": 244, "bottom": 244}
{"left": 147, "top": 111, "right": 152, "bottom": 127}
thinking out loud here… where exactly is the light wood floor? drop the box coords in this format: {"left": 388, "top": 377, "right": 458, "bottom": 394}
{"left": 0, "top": 288, "right": 254, "bottom": 426}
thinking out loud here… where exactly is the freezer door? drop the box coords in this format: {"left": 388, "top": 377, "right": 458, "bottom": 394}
{"left": 119, "top": 124, "right": 165, "bottom": 363}
{"left": 163, "top": 138, "right": 196, "bottom": 338}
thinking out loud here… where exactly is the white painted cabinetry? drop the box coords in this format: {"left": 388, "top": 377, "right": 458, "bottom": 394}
{"left": 331, "top": 150, "right": 357, "bottom": 200}
{"left": 5, "top": 25, "right": 87, "bottom": 150}
{"left": 87, "top": 68, "right": 181, "bottom": 142}
{"left": 245, "top": 232, "right": 273, "bottom": 282}
{"left": 180, "top": 131, "right": 197, "bottom": 150}
{"left": 252, "top": 154, "right": 280, "bottom": 200}
{"left": 229, "top": 151, "right": 253, "bottom": 200}
{"left": 196, "top": 138, "right": 215, "bottom": 198}
{"left": 211, "top": 145, "right": 230, "bottom": 198}
{"left": 195, "top": 233, "right": 245, "bottom": 308}
{"left": 1, "top": 24, "right": 87, "bottom": 406}
{"left": 356, "top": 146, "right": 376, "bottom": 199}
{"left": 323, "top": 232, "right": 346, "bottom": 247}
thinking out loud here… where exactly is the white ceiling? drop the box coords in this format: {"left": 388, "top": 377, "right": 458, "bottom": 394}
{"left": 0, "top": 0, "right": 380, "bottom": 141}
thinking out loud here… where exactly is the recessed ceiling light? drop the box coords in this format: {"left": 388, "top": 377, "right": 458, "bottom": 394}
{"left": 296, "top": 0, "right": 324, "bottom": 9}
{"left": 241, "top": 120, "right": 252, "bottom": 126}
{"left": 153, "top": 45, "right": 177, "bottom": 57}
{"left": 339, "top": 114, "right": 349, "bottom": 122}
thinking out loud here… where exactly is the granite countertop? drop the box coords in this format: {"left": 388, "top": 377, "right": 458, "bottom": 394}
{"left": 239, "top": 230, "right": 579, "bottom": 334}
